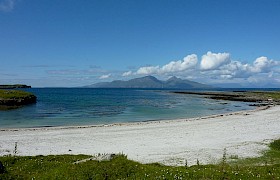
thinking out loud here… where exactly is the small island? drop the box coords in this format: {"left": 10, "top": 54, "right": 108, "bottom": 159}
{"left": 0, "top": 84, "right": 31, "bottom": 89}
{"left": 0, "top": 89, "right": 37, "bottom": 110}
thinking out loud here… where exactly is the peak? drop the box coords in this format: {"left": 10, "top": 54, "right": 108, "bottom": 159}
{"left": 144, "top": 75, "right": 156, "bottom": 78}
{"left": 89, "top": 75, "right": 212, "bottom": 89}
{"left": 130, "top": 76, "right": 161, "bottom": 83}
{"left": 167, "top": 76, "right": 181, "bottom": 81}
{"left": 141, "top": 76, "right": 158, "bottom": 80}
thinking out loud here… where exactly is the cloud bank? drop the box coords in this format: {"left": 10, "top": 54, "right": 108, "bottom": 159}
{"left": 123, "top": 54, "right": 198, "bottom": 76}
{"left": 122, "top": 51, "right": 280, "bottom": 87}
{"left": 5, "top": 52, "right": 278, "bottom": 88}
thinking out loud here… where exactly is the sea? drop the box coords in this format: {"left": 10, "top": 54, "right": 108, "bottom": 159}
{"left": 0, "top": 88, "right": 258, "bottom": 128}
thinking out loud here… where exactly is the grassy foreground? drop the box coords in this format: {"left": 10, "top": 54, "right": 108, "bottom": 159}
{"left": 0, "top": 139, "right": 279, "bottom": 179}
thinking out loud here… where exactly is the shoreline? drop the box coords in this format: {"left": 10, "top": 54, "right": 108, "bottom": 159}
{"left": 173, "top": 91, "right": 280, "bottom": 105}
{"left": 1, "top": 104, "right": 279, "bottom": 166}
{"left": 0, "top": 104, "right": 268, "bottom": 132}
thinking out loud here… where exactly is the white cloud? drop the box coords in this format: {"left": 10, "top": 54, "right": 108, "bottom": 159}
{"left": 122, "top": 71, "right": 133, "bottom": 77}
{"left": 249, "top": 56, "right": 279, "bottom": 73}
{"left": 120, "top": 51, "right": 280, "bottom": 87}
{"left": 0, "top": 0, "right": 17, "bottom": 12}
{"left": 216, "top": 56, "right": 280, "bottom": 80}
{"left": 99, "top": 74, "right": 111, "bottom": 79}
{"left": 136, "top": 66, "right": 160, "bottom": 75}
{"left": 200, "top": 51, "right": 231, "bottom": 70}
{"left": 220, "top": 75, "right": 232, "bottom": 79}
{"left": 133, "top": 54, "right": 198, "bottom": 76}
{"left": 161, "top": 54, "right": 198, "bottom": 73}
{"left": 218, "top": 61, "right": 250, "bottom": 79}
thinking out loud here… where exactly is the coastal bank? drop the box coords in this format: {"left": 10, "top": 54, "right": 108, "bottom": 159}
{"left": 0, "top": 90, "right": 37, "bottom": 110}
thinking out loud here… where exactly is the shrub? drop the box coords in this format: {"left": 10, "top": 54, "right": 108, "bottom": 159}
{"left": 270, "top": 139, "right": 280, "bottom": 151}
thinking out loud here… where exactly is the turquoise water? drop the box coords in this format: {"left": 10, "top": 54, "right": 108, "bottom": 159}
{"left": 0, "top": 88, "right": 254, "bottom": 128}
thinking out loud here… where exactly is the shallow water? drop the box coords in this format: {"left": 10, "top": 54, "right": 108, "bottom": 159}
{"left": 0, "top": 88, "right": 254, "bottom": 128}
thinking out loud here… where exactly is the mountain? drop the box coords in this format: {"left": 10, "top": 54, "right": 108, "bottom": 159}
{"left": 85, "top": 76, "right": 213, "bottom": 89}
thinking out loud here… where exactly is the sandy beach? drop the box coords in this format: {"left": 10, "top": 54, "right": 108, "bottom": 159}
{"left": 0, "top": 105, "right": 280, "bottom": 166}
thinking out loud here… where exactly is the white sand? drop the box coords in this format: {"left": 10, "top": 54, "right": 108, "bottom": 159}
{"left": 0, "top": 106, "right": 280, "bottom": 166}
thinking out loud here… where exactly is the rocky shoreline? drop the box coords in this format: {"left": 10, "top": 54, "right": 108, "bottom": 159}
{"left": 0, "top": 90, "right": 37, "bottom": 110}
{"left": 173, "top": 91, "right": 280, "bottom": 106}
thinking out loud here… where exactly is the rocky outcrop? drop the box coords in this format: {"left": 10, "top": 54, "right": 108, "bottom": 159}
{"left": 0, "top": 95, "right": 37, "bottom": 106}
{"left": 0, "top": 84, "right": 31, "bottom": 89}
{"left": 0, "top": 90, "right": 37, "bottom": 110}
{"left": 173, "top": 91, "right": 280, "bottom": 105}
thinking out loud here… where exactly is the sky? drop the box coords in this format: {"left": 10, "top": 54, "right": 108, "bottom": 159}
{"left": 0, "top": 0, "right": 280, "bottom": 87}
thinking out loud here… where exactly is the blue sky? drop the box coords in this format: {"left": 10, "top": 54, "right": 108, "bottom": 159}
{"left": 1, "top": 0, "right": 280, "bottom": 87}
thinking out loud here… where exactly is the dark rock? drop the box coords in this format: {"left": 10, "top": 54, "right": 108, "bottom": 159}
{"left": 0, "top": 95, "right": 37, "bottom": 106}
{"left": 173, "top": 91, "right": 279, "bottom": 105}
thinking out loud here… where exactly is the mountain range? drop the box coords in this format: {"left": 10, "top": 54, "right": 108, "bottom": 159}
{"left": 84, "top": 76, "right": 213, "bottom": 89}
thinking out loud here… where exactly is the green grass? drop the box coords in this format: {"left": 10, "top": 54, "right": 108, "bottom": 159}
{"left": 0, "top": 90, "right": 34, "bottom": 100}
{"left": 229, "top": 140, "right": 280, "bottom": 167}
{"left": 1, "top": 139, "right": 280, "bottom": 179}
{"left": 248, "top": 91, "right": 280, "bottom": 100}
{"left": 270, "top": 139, "right": 280, "bottom": 151}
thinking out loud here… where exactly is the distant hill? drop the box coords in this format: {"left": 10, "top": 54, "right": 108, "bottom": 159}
{"left": 84, "top": 76, "right": 213, "bottom": 89}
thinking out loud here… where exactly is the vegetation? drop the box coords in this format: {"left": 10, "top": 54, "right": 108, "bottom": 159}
{"left": 0, "top": 139, "right": 279, "bottom": 179}
{"left": 0, "top": 84, "right": 31, "bottom": 89}
{"left": 0, "top": 90, "right": 34, "bottom": 99}
{"left": 0, "top": 90, "right": 36, "bottom": 110}
{"left": 229, "top": 139, "right": 280, "bottom": 167}
{"left": 247, "top": 91, "right": 280, "bottom": 101}
{"left": 174, "top": 91, "right": 280, "bottom": 105}
{"left": 270, "top": 139, "right": 280, "bottom": 151}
